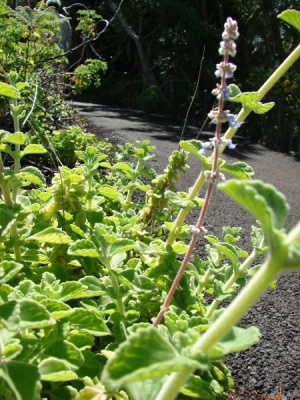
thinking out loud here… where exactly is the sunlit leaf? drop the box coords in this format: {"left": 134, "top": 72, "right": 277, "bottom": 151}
{"left": 219, "top": 180, "right": 288, "bottom": 246}
{"left": 27, "top": 227, "right": 72, "bottom": 244}
{"left": 68, "top": 308, "right": 110, "bottom": 336}
{"left": 101, "top": 326, "right": 199, "bottom": 389}
{"left": 2, "top": 131, "right": 25, "bottom": 145}
{"left": 39, "top": 357, "right": 78, "bottom": 382}
{"left": 19, "top": 299, "right": 54, "bottom": 329}
{"left": 278, "top": 9, "right": 300, "bottom": 31}
{"left": 68, "top": 239, "right": 100, "bottom": 257}
{"left": 0, "top": 82, "right": 19, "bottom": 99}
{"left": 43, "top": 340, "right": 84, "bottom": 369}
{"left": 20, "top": 144, "right": 47, "bottom": 157}
{"left": 0, "top": 260, "right": 23, "bottom": 284}
{"left": 208, "top": 326, "right": 261, "bottom": 357}
{"left": 16, "top": 166, "right": 46, "bottom": 186}
{"left": 98, "top": 186, "right": 120, "bottom": 200}
{"left": 218, "top": 161, "right": 254, "bottom": 180}
{"left": 230, "top": 91, "right": 275, "bottom": 114}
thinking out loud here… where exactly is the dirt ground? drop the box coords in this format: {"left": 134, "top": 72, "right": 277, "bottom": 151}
{"left": 72, "top": 102, "right": 300, "bottom": 400}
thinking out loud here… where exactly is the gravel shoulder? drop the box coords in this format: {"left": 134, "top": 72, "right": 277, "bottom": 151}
{"left": 72, "top": 101, "right": 300, "bottom": 400}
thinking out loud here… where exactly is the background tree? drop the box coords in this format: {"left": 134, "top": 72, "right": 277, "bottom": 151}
{"left": 23, "top": 0, "right": 300, "bottom": 152}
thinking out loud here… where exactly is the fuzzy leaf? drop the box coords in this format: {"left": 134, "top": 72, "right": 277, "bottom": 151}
{"left": 68, "top": 239, "right": 100, "bottom": 257}
{"left": 0, "top": 206, "right": 15, "bottom": 236}
{"left": 0, "top": 361, "right": 41, "bottom": 400}
{"left": 208, "top": 326, "right": 261, "bottom": 357}
{"left": 19, "top": 299, "right": 54, "bottom": 329}
{"left": 98, "top": 186, "right": 120, "bottom": 200}
{"left": 181, "top": 375, "right": 215, "bottom": 400}
{"left": 228, "top": 83, "right": 241, "bottom": 98}
{"left": 2, "top": 132, "right": 25, "bottom": 145}
{"left": 278, "top": 9, "right": 300, "bottom": 32}
{"left": 101, "top": 326, "right": 199, "bottom": 389}
{"left": 219, "top": 161, "right": 254, "bottom": 180}
{"left": 179, "top": 140, "right": 210, "bottom": 168}
{"left": 16, "top": 166, "right": 46, "bottom": 186}
{"left": 219, "top": 180, "right": 288, "bottom": 246}
{"left": 41, "top": 299, "right": 72, "bottom": 320}
{"left": 0, "top": 260, "right": 23, "bottom": 284}
{"left": 43, "top": 340, "right": 84, "bottom": 369}
{"left": 0, "top": 82, "right": 19, "bottom": 99}
{"left": 68, "top": 308, "right": 110, "bottom": 336}
{"left": 39, "top": 357, "right": 78, "bottom": 382}
{"left": 20, "top": 144, "right": 47, "bottom": 157}
{"left": 27, "top": 227, "right": 72, "bottom": 244}
{"left": 230, "top": 92, "right": 275, "bottom": 114}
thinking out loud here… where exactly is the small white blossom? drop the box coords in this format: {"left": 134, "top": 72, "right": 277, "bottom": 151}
{"left": 208, "top": 109, "right": 230, "bottom": 124}
{"left": 219, "top": 40, "right": 237, "bottom": 57}
{"left": 215, "top": 62, "right": 237, "bottom": 78}
{"left": 222, "top": 17, "right": 239, "bottom": 40}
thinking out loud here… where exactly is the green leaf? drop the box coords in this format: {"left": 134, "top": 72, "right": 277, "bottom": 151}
{"left": 208, "top": 326, "right": 261, "bottom": 357}
{"left": 0, "top": 361, "right": 41, "bottom": 400}
{"left": 228, "top": 83, "right": 241, "bottom": 98}
{"left": 20, "top": 144, "right": 47, "bottom": 157}
{"left": 3, "top": 338, "right": 23, "bottom": 359}
{"left": 101, "top": 326, "right": 199, "bottom": 389}
{"left": 0, "top": 204, "right": 15, "bottom": 236}
{"left": 68, "top": 239, "right": 100, "bottom": 257}
{"left": 0, "top": 301, "right": 21, "bottom": 336}
{"left": 68, "top": 308, "right": 110, "bottom": 336}
{"left": 16, "top": 166, "right": 46, "bottom": 186}
{"left": 41, "top": 299, "right": 72, "bottom": 320}
{"left": 218, "top": 161, "right": 254, "bottom": 180}
{"left": 19, "top": 299, "right": 54, "bottom": 329}
{"left": 38, "top": 357, "right": 78, "bottom": 382}
{"left": 0, "top": 260, "right": 23, "bottom": 284}
{"left": 2, "top": 132, "right": 25, "bottom": 145}
{"left": 181, "top": 375, "right": 215, "bottom": 400}
{"left": 78, "top": 276, "right": 106, "bottom": 296}
{"left": 278, "top": 9, "right": 300, "bottom": 32}
{"left": 219, "top": 180, "right": 289, "bottom": 246}
{"left": 125, "top": 379, "right": 164, "bottom": 400}
{"left": 27, "top": 227, "right": 72, "bottom": 244}
{"left": 110, "top": 239, "right": 136, "bottom": 256}
{"left": 43, "top": 340, "right": 84, "bottom": 369}
{"left": 0, "top": 82, "right": 19, "bottom": 99}
{"left": 230, "top": 91, "right": 275, "bottom": 114}
{"left": 98, "top": 186, "right": 120, "bottom": 200}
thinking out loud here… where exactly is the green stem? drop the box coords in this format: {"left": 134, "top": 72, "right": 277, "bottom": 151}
{"left": 196, "top": 266, "right": 212, "bottom": 296}
{"left": 125, "top": 159, "right": 142, "bottom": 210}
{"left": 107, "top": 263, "right": 125, "bottom": 316}
{"left": 156, "top": 254, "right": 282, "bottom": 400}
{"left": 205, "top": 248, "right": 258, "bottom": 318}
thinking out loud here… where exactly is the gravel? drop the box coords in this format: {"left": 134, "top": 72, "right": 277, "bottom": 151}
{"left": 71, "top": 102, "right": 300, "bottom": 400}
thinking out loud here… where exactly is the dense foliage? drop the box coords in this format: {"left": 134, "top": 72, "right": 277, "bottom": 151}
{"left": 0, "top": 3, "right": 300, "bottom": 400}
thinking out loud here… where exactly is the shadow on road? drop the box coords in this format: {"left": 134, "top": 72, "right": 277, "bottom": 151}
{"left": 72, "top": 102, "right": 267, "bottom": 161}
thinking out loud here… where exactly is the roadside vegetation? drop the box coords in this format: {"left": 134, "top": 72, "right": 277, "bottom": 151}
{"left": 0, "top": 2, "right": 299, "bottom": 400}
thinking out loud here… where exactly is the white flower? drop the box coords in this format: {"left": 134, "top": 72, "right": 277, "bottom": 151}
{"left": 215, "top": 62, "right": 237, "bottom": 78}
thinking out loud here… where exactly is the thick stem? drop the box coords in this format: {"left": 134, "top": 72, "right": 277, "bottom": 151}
{"left": 156, "top": 255, "right": 282, "bottom": 400}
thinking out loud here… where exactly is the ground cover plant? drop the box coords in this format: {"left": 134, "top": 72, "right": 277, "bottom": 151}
{"left": 0, "top": 7, "right": 300, "bottom": 400}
